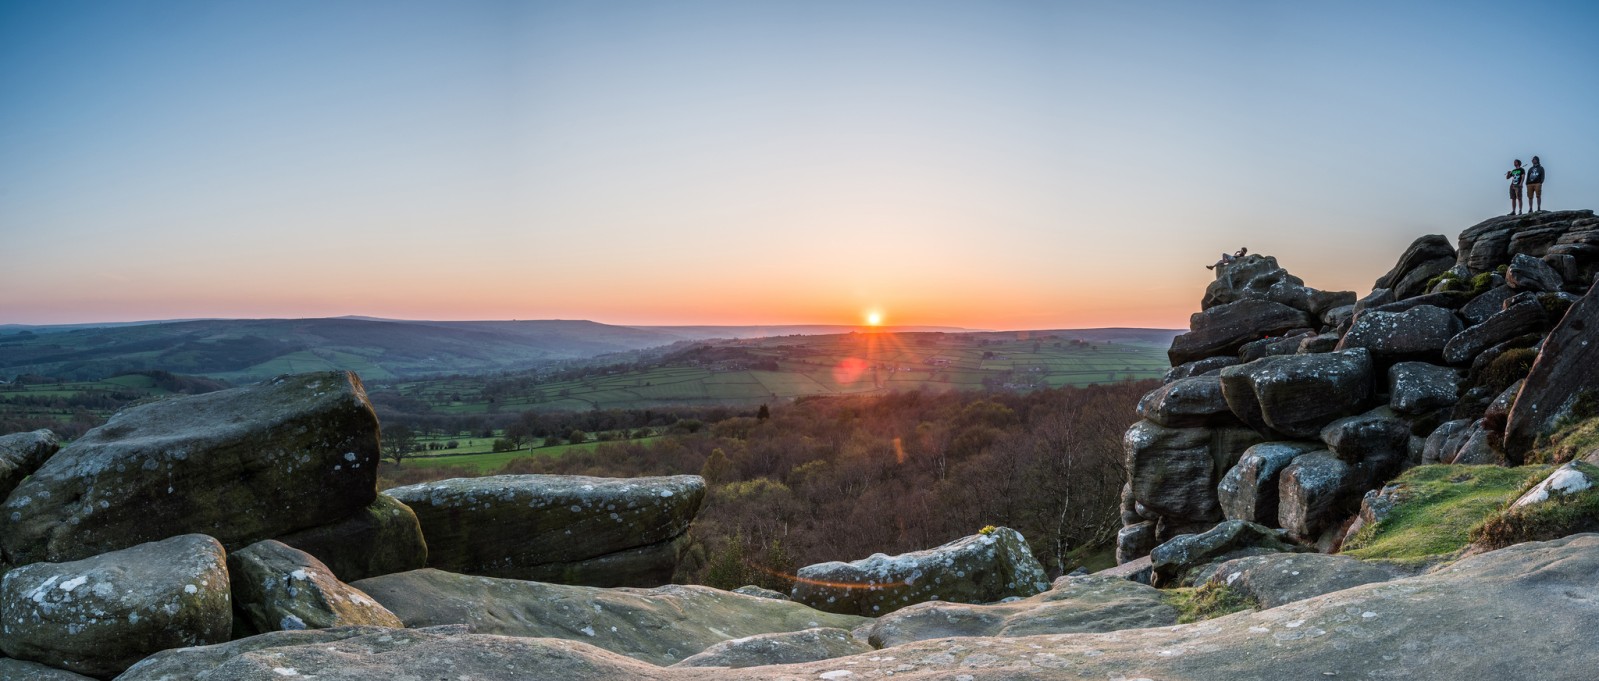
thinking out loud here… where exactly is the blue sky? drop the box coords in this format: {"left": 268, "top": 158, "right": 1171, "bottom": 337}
{"left": 3, "top": 0, "right": 1596, "bottom": 327}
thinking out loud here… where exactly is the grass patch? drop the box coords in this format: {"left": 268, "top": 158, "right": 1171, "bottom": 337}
{"left": 399, "top": 437, "right": 662, "bottom": 473}
{"left": 1340, "top": 464, "right": 1551, "bottom": 563}
{"left": 1529, "top": 415, "right": 1599, "bottom": 465}
{"left": 1165, "top": 582, "right": 1257, "bottom": 623}
{"left": 1470, "top": 461, "right": 1599, "bottom": 551}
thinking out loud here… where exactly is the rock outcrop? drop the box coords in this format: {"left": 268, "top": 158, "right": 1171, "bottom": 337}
{"left": 1504, "top": 276, "right": 1599, "bottom": 462}
{"left": 384, "top": 474, "right": 704, "bottom": 586}
{"left": 1202, "top": 552, "right": 1398, "bottom": 608}
{"left": 790, "top": 526, "right": 1050, "bottom": 616}
{"left": 227, "top": 540, "right": 402, "bottom": 635}
{"left": 0, "top": 429, "right": 59, "bottom": 500}
{"left": 273, "top": 493, "right": 428, "bottom": 582}
{"left": 671, "top": 628, "right": 870, "bottom": 668}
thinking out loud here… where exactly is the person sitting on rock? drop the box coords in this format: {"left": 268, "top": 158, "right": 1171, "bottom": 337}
{"left": 1206, "top": 247, "right": 1249, "bottom": 271}
{"left": 1526, "top": 156, "right": 1545, "bottom": 213}
{"left": 1506, "top": 159, "right": 1525, "bottom": 215}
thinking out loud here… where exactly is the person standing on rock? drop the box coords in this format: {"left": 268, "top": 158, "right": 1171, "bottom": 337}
{"left": 1506, "top": 159, "right": 1525, "bottom": 215}
{"left": 1526, "top": 156, "right": 1545, "bottom": 212}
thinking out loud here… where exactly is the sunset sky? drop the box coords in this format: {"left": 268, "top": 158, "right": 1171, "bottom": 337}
{"left": 4, "top": 1, "right": 1597, "bottom": 329}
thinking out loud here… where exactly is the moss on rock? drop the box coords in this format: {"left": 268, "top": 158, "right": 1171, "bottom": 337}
{"left": 1340, "top": 464, "right": 1550, "bottom": 564}
{"left": 1471, "top": 462, "right": 1599, "bottom": 551}
{"left": 1165, "top": 581, "right": 1257, "bottom": 623}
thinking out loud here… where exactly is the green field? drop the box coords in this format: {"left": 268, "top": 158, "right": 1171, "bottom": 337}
{"left": 399, "top": 437, "right": 662, "bottom": 473}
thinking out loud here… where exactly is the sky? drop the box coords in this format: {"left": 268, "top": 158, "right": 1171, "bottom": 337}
{"left": 3, "top": 0, "right": 1597, "bottom": 329}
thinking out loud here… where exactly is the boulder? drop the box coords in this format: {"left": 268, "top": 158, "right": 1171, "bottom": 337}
{"left": 1202, "top": 552, "right": 1398, "bottom": 609}
{"left": 1135, "top": 375, "right": 1238, "bottom": 428}
{"left": 1115, "top": 520, "right": 1156, "bottom": 565}
{"left": 1162, "top": 355, "right": 1240, "bottom": 383}
{"left": 1168, "top": 298, "right": 1316, "bottom": 366}
{"left": 1505, "top": 252, "right": 1564, "bottom": 292}
{"left": 1366, "top": 290, "right": 1475, "bottom": 314}
{"left": 0, "top": 429, "right": 59, "bottom": 500}
{"left": 1277, "top": 451, "right": 1360, "bottom": 540}
{"left": 1375, "top": 234, "right": 1456, "bottom": 299}
{"left": 1460, "top": 284, "right": 1515, "bottom": 325}
{"left": 1422, "top": 418, "right": 1474, "bottom": 464}
{"left": 731, "top": 585, "right": 788, "bottom": 601}
{"left": 1457, "top": 210, "right": 1596, "bottom": 272}
{"left": 1442, "top": 297, "right": 1548, "bottom": 365}
{"left": 228, "top": 540, "right": 402, "bottom": 635}
{"left": 1217, "top": 441, "right": 1322, "bottom": 525}
{"left": 0, "top": 534, "right": 231, "bottom": 678}
{"left": 1295, "top": 332, "right": 1340, "bottom": 354}
{"left": 274, "top": 493, "right": 427, "bottom": 582}
{"left": 1124, "top": 421, "right": 1264, "bottom": 523}
{"left": 863, "top": 575, "right": 1176, "bottom": 649}
{"left": 790, "top": 527, "right": 1050, "bottom": 617}
{"left": 1336, "top": 305, "right": 1463, "bottom": 362}
{"left": 0, "top": 658, "right": 95, "bottom": 680}
{"left": 1200, "top": 254, "right": 1348, "bottom": 315}
{"left": 350, "top": 569, "right": 865, "bottom": 666}
{"left": 1505, "top": 278, "right": 1599, "bottom": 462}
{"left": 1511, "top": 461, "right": 1597, "bottom": 508}
{"left": 1, "top": 372, "right": 380, "bottom": 566}
{"left": 1449, "top": 419, "right": 1505, "bottom": 465}
{"left": 1320, "top": 408, "right": 1412, "bottom": 486}
{"left": 1219, "top": 349, "right": 1374, "bottom": 439}
{"left": 1320, "top": 304, "right": 1355, "bottom": 331}
{"left": 1481, "top": 379, "right": 1523, "bottom": 432}
{"left": 384, "top": 474, "right": 704, "bottom": 586}
{"left": 1388, "top": 362, "right": 1462, "bottom": 414}
{"left": 1149, "top": 520, "right": 1297, "bottom": 588}
{"left": 1237, "top": 332, "right": 1311, "bottom": 362}
{"left": 672, "top": 628, "right": 869, "bottom": 668}
{"left": 1353, "top": 287, "right": 1395, "bottom": 315}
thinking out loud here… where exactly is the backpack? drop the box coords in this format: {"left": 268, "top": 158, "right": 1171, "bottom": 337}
{"left": 1528, "top": 165, "right": 1545, "bottom": 184}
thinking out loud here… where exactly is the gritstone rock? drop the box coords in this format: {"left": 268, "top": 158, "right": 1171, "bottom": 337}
{"left": 1135, "top": 375, "right": 1239, "bottom": 428}
{"left": 863, "top": 575, "right": 1176, "bottom": 648}
{"left": 1149, "top": 520, "right": 1297, "bottom": 588}
{"left": 1219, "top": 349, "right": 1374, "bottom": 440}
{"left": 0, "top": 534, "right": 231, "bottom": 678}
{"left": 790, "top": 527, "right": 1050, "bottom": 617}
{"left": 1504, "top": 277, "right": 1599, "bottom": 462}
{"left": 1202, "top": 552, "right": 1398, "bottom": 609}
{"left": 0, "top": 658, "right": 96, "bottom": 680}
{"left": 227, "top": 540, "right": 402, "bottom": 636}
{"left": 1217, "top": 441, "right": 1322, "bottom": 526}
{"left": 1388, "top": 362, "right": 1462, "bottom": 414}
{"left": 1460, "top": 284, "right": 1515, "bottom": 325}
{"left": 1115, "top": 521, "right": 1156, "bottom": 565}
{"left": 1162, "top": 356, "right": 1241, "bottom": 383}
{"left": 384, "top": 474, "right": 704, "bottom": 586}
{"left": 1505, "top": 253, "right": 1564, "bottom": 292}
{"left": 0, "top": 372, "right": 380, "bottom": 566}
{"left": 671, "top": 627, "right": 870, "bottom": 668}
{"left": 1442, "top": 297, "right": 1547, "bottom": 365}
{"left": 0, "top": 429, "right": 59, "bottom": 501}
{"left": 1336, "top": 305, "right": 1463, "bottom": 362}
{"left": 1457, "top": 210, "right": 1596, "bottom": 272}
{"left": 273, "top": 493, "right": 427, "bottom": 582}
{"left": 1375, "top": 234, "right": 1456, "bottom": 299}
{"left": 1124, "top": 421, "right": 1264, "bottom": 523}
{"left": 1168, "top": 298, "right": 1316, "bottom": 366}
{"left": 1277, "top": 451, "right": 1360, "bottom": 541}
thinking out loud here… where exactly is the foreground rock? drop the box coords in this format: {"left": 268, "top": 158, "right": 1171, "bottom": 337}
{"left": 1149, "top": 520, "right": 1297, "bottom": 587}
{"left": 0, "top": 535, "right": 231, "bottom": 678}
{"left": 0, "top": 429, "right": 59, "bottom": 500}
{"left": 1123, "top": 421, "right": 1264, "bottom": 526}
{"left": 351, "top": 568, "right": 865, "bottom": 665}
{"left": 790, "top": 527, "right": 1051, "bottom": 616}
{"left": 1, "top": 372, "right": 380, "bottom": 566}
{"left": 385, "top": 474, "right": 704, "bottom": 586}
{"left": 1217, "top": 441, "right": 1321, "bottom": 525}
{"left": 274, "top": 493, "right": 428, "bottom": 582}
{"left": 672, "top": 628, "right": 870, "bottom": 668}
{"left": 0, "top": 658, "right": 95, "bottom": 680}
{"left": 1505, "top": 277, "right": 1599, "bottom": 462}
{"left": 1203, "top": 552, "right": 1399, "bottom": 608}
{"left": 228, "top": 540, "right": 402, "bottom": 635}
{"left": 864, "top": 575, "right": 1176, "bottom": 648}
{"left": 115, "top": 534, "right": 1599, "bottom": 681}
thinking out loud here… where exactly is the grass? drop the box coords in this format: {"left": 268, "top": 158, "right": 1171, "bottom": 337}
{"left": 399, "top": 436, "right": 663, "bottom": 473}
{"left": 1340, "top": 464, "right": 1551, "bottom": 564}
{"left": 1470, "top": 461, "right": 1599, "bottom": 551}
{"left": 1165, "top": 582, "right": 1257, "bottom": 623}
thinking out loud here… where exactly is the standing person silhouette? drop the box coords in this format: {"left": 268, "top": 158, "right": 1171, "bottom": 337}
{"left": 1506, "top": 159, "right": 1525, "bottom": 216}
{"left": 1526, "top": 156, "right": 1545, "bottom": 213}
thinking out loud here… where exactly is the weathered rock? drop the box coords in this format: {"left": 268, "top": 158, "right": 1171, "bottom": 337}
{"left": 1460, "top": 284, "right": 1515, "bottom": 325}
{"left": 864, "top": 575, "right": 1176, "bottom": 649}
{"left": 1219, "top": 349, "right": 1374, "bottom": 439}
{"left": 0, "top": 429, "right": 59, "bottom": 501}
{"left": 790, "top": 527, "right": 1049, "bottom": 617}
{"left": 384, "top": 474, "right": 704, "bottom": 586}
{"left": 1449, "top": 419, "right": 1505, "bottom": 465}
{"left": 1388, "top": 361, "right": 1462, "bottom": 414}
{"left": 1200, "top": 254, "right": 1348, "bottom": 315}
{"left": 1457, "top": 210, "right": 1597, "bottom": 272}
{"left": 731, "top": 585, "right": 788, "bottom": 601}
{"left": 1296, "top": 331, "right": 1340, "bottom": 354}
{"left": 1237, "top": 332, "right": 1311, "bottom": 362}
{"left": 1168, "top": 298, "right": 1316, "bottom": 366}
{"left": 1366, "top": 290, "right": 1475, "bottom": 314}
{"left": 274, "top": 493, "right": 427, "bottom": 582}
{"left": 228, "top": 540, "right": 402, "bottom": 636}
{"left": 1336, "top": 305, "right": 1463, "bottom": 362}
{"left": 0, "top": 535, "right": 231, "bottom": 678}
{"left": 1509, "top": 461, "right": 1597, "bottom": 508}
{"left": 1149, "top": 520, "right": 1296, "bottom": 588}
{"left": 1203, "top": 552, "right": 1397, "bottom": 609}
{"left": 1162, "top": 355, "right": 1240, "bottom": 383}
{"left": 1115, "top": 521, "right": 1156, "bottom": 565}
{"left": 1278, "top": 451, "right": 1359, "bottom": 540}
{"left": 1442, "top": 297, "right": 1547, "bottom": 365}
{"left": 1135, "top": 375, "right": 1238, "bottom": 428}
{"left": 1320, "top": 304, "right": 1355, "bottom": 331}
{"left": 1217, "top": 441, "right": 1321, "bottom": 525}
{"left": 0, "top": 658, "right": 96, "bottom": 680}
{"left": 1320, "top": 408, "right": 1411, "bottom": 488}
{"left": 1505, "top": 278, "right": 1599, "bottom": 462}
{"left": 1, "top": 372, "right": 380, "bottom": 566}
{"left": 1481, "top": 379, "right": 1523, "bottom": 432}
{"left": 1375, "top": 234, "right": 1457, "bottom": 299}
{"left": 1353, "top": 288, "right": 1395, "bottom": 315}
{"left": 1422, "top": 418, "right": 1474, "bottom": 464}
{"left": 1505, "top": 252, "right": 1564, "bottom": 292}
{"left": 673, "top": 628, "right": 869, "bottom": 668}
{"left": 1124, "top": 421, "right": 1263, "bottom": 523}
{"left": 350, "top": 569, "right": 865, "bottom": 666}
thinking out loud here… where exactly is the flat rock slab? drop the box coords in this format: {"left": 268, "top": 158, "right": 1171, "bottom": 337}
{"left": 790, "top": 527, "right": 1051, "bottom": 617}
{"left": 0, "top": 534, "right": 231, "bottom": 678}
{"left": 673, "top": 627, "right": 870, "bottom": 668}
{"left": 351, "top": 568, "right": 866, "bottom": 666}
{"left": 1, "top": 372, "right": 380, "bottom": 566}
{"left": 864, "top": 575, "right": 1177, "bottom": 648}
{"left": 385, "top": 474, "right": 704, "bottom": 586}
{"left": 114, "top": 534, "right": 1599, "bottom": 680}
{"left": 229, "top": 540, "right": 402, "bottom": 635}
{"left": 0, "top": 658, "right": 95, "bottom": 680}
{"left": 1204, "top": 552, "right": 1399, "bottom": 608}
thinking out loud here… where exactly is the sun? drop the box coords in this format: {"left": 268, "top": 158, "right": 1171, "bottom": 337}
{"left": 865, "top": 311, "right": 883, "bottom": 326}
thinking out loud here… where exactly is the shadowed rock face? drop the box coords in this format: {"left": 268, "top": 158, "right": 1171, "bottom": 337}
{"left": 0, "top": 372, "right": 381, "bottom": 566}
{"left": 273, "top": 493, "right": 428, "bottom": 583}
{"left": 1375, "top": 234, "right": 1456, "bottom": 299}
{"left": 1505, "top": 278, "right": 1599, "bottom": 462}
{"left": 1168, "top": 298, "right": 1316, "bottom": 366}
{"left": 113, "top": 535, "right": 1599, "bottom": 681}
{"left": 1457, "top": 210, "right": 1598, "bottom": 273}
{"left": 384, "top": 474, "right": 704, "bottom": 586}
{"left": 790, "top": 527, "right": 1051, "bottom": 617}
{"left": 0, "top": 429, "right": 59, "bottom": 501}
{"left": 1218, "top": 441, "right": 1322, "bottom": 525}
{"left": 1136, "top": 375, "right": 1239, "bottom": 428}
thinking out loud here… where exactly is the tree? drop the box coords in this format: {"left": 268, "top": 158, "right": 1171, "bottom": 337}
{"left": 756, "top": 404, "right": 771, "bottom": 421}
{"left": 700, "top": 448, "right": 732, "bottom": 485}
{"left": 383, "top": 424, "right": 419, "bottom": 466}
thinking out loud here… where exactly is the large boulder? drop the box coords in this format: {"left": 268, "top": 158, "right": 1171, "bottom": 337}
{"left": 1320, "top": 408, "right": 1412, "bottom": 487}
{"left": 350, "top": 568, "right": 865, "bottom": 666}
{"left": 274, "top": 493, "right": 427, "bottom": 582}
{"left": 1277, "top": 451, "right": 1360, "bottom": 541}
{"left": 863, "top": 575, "right": 1176, "bottom": 648}
{"left": 672, "top": 628, "right": 869, "bottom": 668}
{"left": 1388, "top": 361, "right": 1462, "bottom": 414}
{"left": 384, "top": 474, "right": 704, "bottom": 586}
{"left": 228, "top": 540, "right": 402, "bottom": 635}
{"left": 1135, "top": 375, "right": 1238, "bottom": 428}
{"left": 0, "top": 372, "right": 380, "bottom": 566}
{"left": 1460, "top": 284, "right": 1515, "bottom": 325}
{"left": 1442, "top": 296, "right": 1548, "bottom": 365}
{"left": 1168, "top": 298, "right": 1315, "bottom": 366}
{"left": 1162, "top": 355, "right": 1240, "bottom": 383}
{"left": 1148, "top": 520, "right": 1297, "bottom": 588}
{"left": 1336, "top": 305, "right": 1463, "bottom": 362}
{"left": 1202, "top": 552, "right": 1399, "bottom": 609}
{"left": 1124, "top": 421, "right": 1263, "bottom": 523}
{"left": 1217, "top": 441, "right": 1321, "bottom": 525}
{"left": 0, "top": 534, "right": 231, "bottom": 678}
{"left": 1505, "top": 252, "right": 1564, "bottom": 292}
{"left": 790, "top": 527, "right": 1050, "bottom": 617}
{"left": 0, "top": 429, "right": 59, "bottom": 500}
{"left": 1375, "top": 234, "right": 1457, "bottom": 299}
{"left": 1200, "top": 254, "right": 1353, "bottom": 317}
{"left": 1219, "top": 349, "right": 1374, "bottom": 439}
{"left": 1115, "top": 520, "right": 1156, "bottom": 565}
{"left": 1505, "top": 278, "right": 1599, "bottom": 462}
{"left": 0, "top": 658, "right": 95, "bottom": 680}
